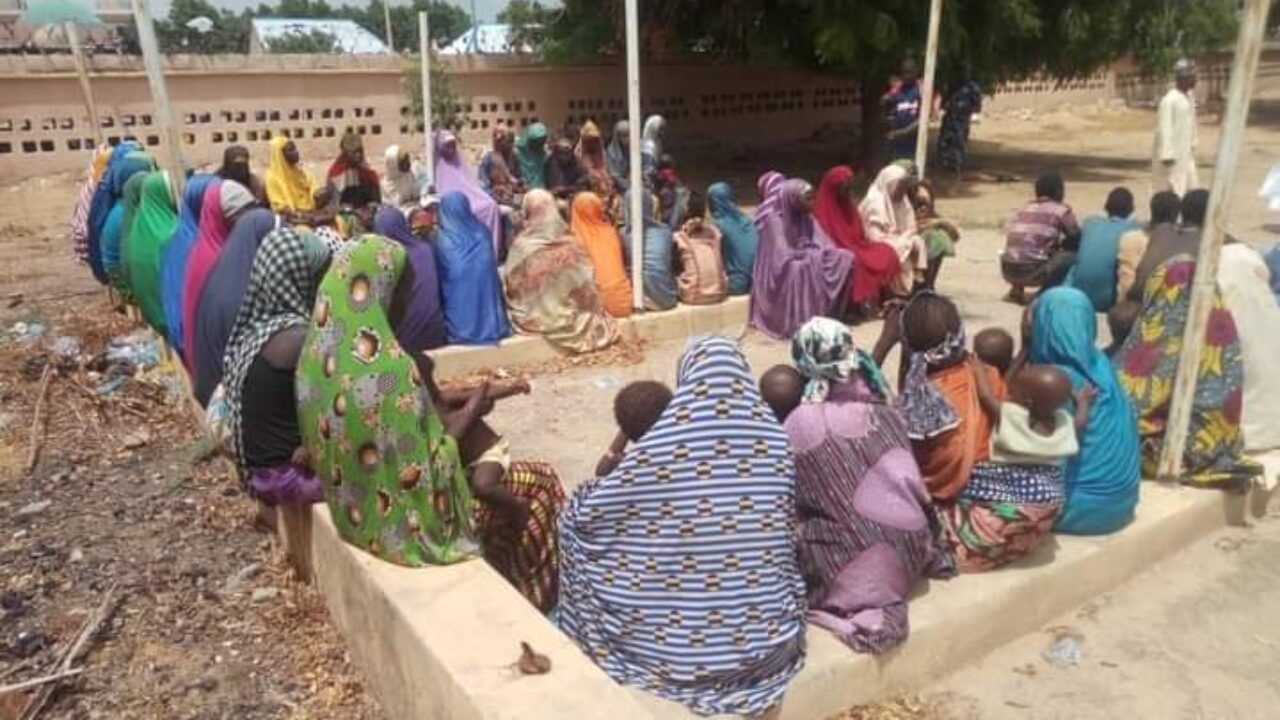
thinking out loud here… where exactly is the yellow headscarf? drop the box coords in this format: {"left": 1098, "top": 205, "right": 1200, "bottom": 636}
{"left": 90, "top": 143, "right": 113, "bottom": 183}
{"left": 264, "top": 136, "right": 316, "bottom": 213}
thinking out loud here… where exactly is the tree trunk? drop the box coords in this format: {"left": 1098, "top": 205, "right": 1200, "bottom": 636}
{"left": 858, "top": 76, "right": 887, "bottom": 170}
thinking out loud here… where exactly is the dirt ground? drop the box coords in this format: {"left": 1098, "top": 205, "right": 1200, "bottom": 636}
{"left": 0, "top": 80, "right": 1278, "bottom": 720}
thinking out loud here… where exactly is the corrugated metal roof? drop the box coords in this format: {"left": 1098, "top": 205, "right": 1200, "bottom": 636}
{"left": 251, "top": 18, "right": 389, "bottom": 54}
{"left": 439, "top": 23, "right": 532, "bottom": 55}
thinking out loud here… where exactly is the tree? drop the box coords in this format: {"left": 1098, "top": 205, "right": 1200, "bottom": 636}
{"left": 263, "top": 28, "right": 342, "bottom": 53}
{"left": 538, "top": 0, "right": 1240, "bottom": 160}
{"left": 403, "top": 55, "right": 468, "bottom": 132}
{"left": 498, "top": 0, "right": 559, "bottom": 53}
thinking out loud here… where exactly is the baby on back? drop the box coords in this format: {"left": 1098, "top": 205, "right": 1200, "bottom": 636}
{"left": 595, "top": 380, "right": 674, "bottom": 477}
{"left": 971, "top": 338, "right": 1094, "bottom": 469}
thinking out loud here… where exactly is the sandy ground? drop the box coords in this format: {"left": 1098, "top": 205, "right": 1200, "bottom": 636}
{"left": 0, "top": 80, "right": 1278, "bottom": 719}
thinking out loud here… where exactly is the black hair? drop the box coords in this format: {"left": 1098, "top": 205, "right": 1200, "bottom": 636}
{"left": 1181, "top": 189, "right": 1209, "bottom": 227}
{"left": 614, "top": 381, "right": 673, "bottom": 442}
{"left": 759, "top": 365, "right": 803, "bottom": 423}
{"left": 1149, "top": 190, "right": 1181, "bottom": 225}
{"left": 684, "top": 191, "right": 705, "bottom": 220}
{"left": 218, "top": 145, "right": 252, "bottom": 187}
{"left": 901, "top": 292, "right": 962, "bottom": 354}
{"left": 1034, "top": 173, "right": 1065, "bottom": 203}
{"left": 1104, "top": 187, "right": 1134, "bottom": 219}
{"left": 340, "top": 184, "right": 375, "bottom": 208}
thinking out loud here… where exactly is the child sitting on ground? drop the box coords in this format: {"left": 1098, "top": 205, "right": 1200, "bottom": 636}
{"left": 595, "top": 380, "right": 674, "bottom": 477}
{"left": 414, "top": 353, "right": 533, "bottom": 526}
{"left": 759, "top": 365, "right": 805, "bottom": 423}
{"left": 970, "top": 358, "right": 1093, "bottom": 469}
{"left": 674, "top": 192, "right": 729, "bottom": 305}
{"left": 973, "top": 327, "right": 1016, "bottom": 378}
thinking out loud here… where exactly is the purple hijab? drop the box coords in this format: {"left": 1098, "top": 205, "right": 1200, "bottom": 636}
{"left": 749, "top": 178, "right": 854, "bottom": 339}
{"left": 373, "top": 205, "right": 447, "bottom": 352}
{"left": 433, "top": 131, "right": 503, "bottom": 256}
{"left": 753, "top": 170, "right": 785, "bottom": 231}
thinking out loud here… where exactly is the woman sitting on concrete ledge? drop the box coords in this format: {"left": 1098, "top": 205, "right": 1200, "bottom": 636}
{"left": 558, "top": 336, "right": 806, "bottom": 716}
{"left": 297, "top": 236, "right": 565, "bottom": 612}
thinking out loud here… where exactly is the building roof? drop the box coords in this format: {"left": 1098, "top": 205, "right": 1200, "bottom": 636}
{"left": 439, "top": 23, "right": 532, "bottom": 55}
{"left": 251, "top": 18, "right": 389, "bottom": 55}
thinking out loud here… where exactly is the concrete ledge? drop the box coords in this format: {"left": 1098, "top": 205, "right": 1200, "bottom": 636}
{"left": 292, "top": 505, "right": 667, "bottom": 720}
{"left": 778, "top": 482, "right": 1252, "bottom": 719}
{"left": 276, "top": 480, "right": 1258, "bottom": 720}
{"left": 432, "top": 296, "right": 750, "bottom": 377}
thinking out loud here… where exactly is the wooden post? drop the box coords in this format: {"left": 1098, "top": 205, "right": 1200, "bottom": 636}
{"left": 914, "top": 0, "right": 943, "bottom": 175}
{"left": 418, "top": 10, "right": 434, "bottom": 188}
{"left": 130, "top": 0, "right": 184, "bottom": 200}
{"left": 383, "top": 0, "right": 395, "bottom": 53}
{"left": 624, "top": 0, "right": 644, "bottom": 311}
{"left": 1155, "top": 0, "right": 1270, "bottom": 479}
{"left": 65, "top": 22, "right": 102, "bottom": 145}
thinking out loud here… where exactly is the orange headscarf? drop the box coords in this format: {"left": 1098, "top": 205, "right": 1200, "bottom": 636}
{"left": 915, "top": 362, "right": 1004, "bottom": 500}
{"left": 570, "top": 192, "right": 632, "bottom": 318}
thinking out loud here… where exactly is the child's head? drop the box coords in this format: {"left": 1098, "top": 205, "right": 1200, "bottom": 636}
{"left": 1008, "top": 364, "right": 1073, "bottom": 423}
{"left": 614, "top": 380, "right": 673, "bottom": 442}
{"left": 759, "top": 365, "right": 803, "bottom": 423}
{"left": 1106, "top": 300, "right": 1141, "bottom": 349}
{"left": 683, "top": 191, "right": 706, "bottom": 224}
{"left": 973, "top": 327, "right": 1015, "bottom": 376}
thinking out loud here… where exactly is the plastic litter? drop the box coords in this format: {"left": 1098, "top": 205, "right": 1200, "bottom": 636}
{"left": 1042, "top": 628, "right": 1084, "bottom": 668}
{"left": 5, "top": 321, "right": 46, "bottom": 345}
{"left": 49, "top": 335, "right": 81, "bottom": 359}
{"left": 105, "top": 331, "right": 161, "bottom": 370}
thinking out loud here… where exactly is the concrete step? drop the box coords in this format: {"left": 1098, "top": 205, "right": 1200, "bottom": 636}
{"left": 275, "top": 480, "right": 1262, "bottom": 720}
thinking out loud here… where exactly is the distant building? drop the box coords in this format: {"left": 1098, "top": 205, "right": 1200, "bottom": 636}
{"left": 249, "top": 18, "right": 389, "bottom": 55}
{"left": 439, "top": 23, "right": 534, "bottom": 56}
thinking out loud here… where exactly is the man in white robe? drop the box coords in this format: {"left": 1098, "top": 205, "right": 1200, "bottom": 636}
{"left": 1152, "top": 59, "right": 1199, "bottom": 196}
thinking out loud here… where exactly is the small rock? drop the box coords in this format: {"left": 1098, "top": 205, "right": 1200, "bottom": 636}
{"left": 122, "top": 429, "right": 151, "bottom": 450}
{"left": 250, "top": 586, "right": 279, "bottom": 603}
{"left": 194, "top": 676, "right": 218, "bottom": 692}
{"left": 218, "top": 562, "right": 261, "bottom": 598}
{"left": 15, "top": 500, "right": 51, "bottom": 518}
{"left": 69, "top": 548, "right": 85, "bottom": 563}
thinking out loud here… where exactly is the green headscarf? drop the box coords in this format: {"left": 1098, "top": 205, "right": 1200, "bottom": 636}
{"left": 296, "top": 235, "right": 478, "bottom": 566}
{"left": 124, "top": 171, "right": 179, "bottom": 334}
{"left": 116, "top": 170, "right": 149, "bottom": 297}
{"left": 515, "top": 122, "right": 549, "bottom": 190}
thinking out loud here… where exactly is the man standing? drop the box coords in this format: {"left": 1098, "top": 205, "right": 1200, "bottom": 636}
{"left": 884, "top": 58, "right": 922, "bottom": 161}
{"left": 1152, "top": 59, "right": 1199, "bottom": 196}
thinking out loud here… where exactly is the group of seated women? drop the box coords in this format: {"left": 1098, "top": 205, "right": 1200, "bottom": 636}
{"left": 748, "top": 162, "right": 961, "bottom": 339}
{"left": 70, "top": 134, "right": 1272, "bottom": 716}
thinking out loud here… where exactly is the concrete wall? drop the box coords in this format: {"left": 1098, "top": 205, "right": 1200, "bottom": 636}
{"left": 3, "top": 50, "right": 1255, "bottom": 182}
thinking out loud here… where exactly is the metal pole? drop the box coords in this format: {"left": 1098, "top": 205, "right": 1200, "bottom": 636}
{"left": 383, "top": 0, "right": 395, "bottom": 53}
{"left": 131, "top": 0, "right": 184, "bottom": 200}
{"left": 1156, "top": 0, "right": 1270, "bottom": 479}
{"left": 914, "top": 0, "right": 943, "bottom": 175}
{"left": 65, "top": 22, "right": 103, "bottom": 145}
{"left": 418, "top": 10, "right": 434, "bottom": 188}
{"left": 625, "top": 0, "right": 644, "bottom": 311}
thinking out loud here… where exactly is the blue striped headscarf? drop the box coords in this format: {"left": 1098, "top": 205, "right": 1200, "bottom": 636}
{"left": 557, "top": 335, "right": 807, "bottom": 716}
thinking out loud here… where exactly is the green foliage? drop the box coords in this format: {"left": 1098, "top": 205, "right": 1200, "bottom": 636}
{"left": 498, "top": 0, "right": 558, "bottom": 53}
{"left": 263, "top": 28, "right": 341, "bottom": 53}
{"left": 538, "top": 0, "right": 1240, "bottom": 86}
{"left": 403, "top": 56, "right": 468, "bottom": 132}
{"left": 146, "top": 0, "right": 472, "bottom": 55}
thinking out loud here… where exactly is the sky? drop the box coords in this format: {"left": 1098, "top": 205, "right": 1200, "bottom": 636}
{"left": 148, "top": 0, "right": 554, "bottom": 23}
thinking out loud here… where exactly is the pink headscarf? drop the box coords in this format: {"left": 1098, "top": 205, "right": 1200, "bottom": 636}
{"left": 181, "top": 181, "right": 230, "bottom": 373}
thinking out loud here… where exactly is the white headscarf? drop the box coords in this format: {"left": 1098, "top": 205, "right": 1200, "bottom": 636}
{"left": 858, "top": 163, "right": 917, "bottom": 237}
{"left": 381, "top": 145, "right": 419, "bottom": 210}
{"left": 641, "top": 114, "right": 665, "bottom": 159}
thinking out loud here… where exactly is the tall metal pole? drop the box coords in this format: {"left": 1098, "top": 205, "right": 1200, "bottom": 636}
{"left": 131, "top": 0, "right": 184, "bottom": 200}
{"left": 914, "top": 0, "right": 943, "bottom": 175}
{"left": 418, "top": 10, "right": 434, "bottom": 188}
{"left": 383, "top": 0, "right": 395, "bottom": 52}
{"left": 65, "top": 22, "right": 103, "bottom": 145}
{"left": 625, "top": 0, "right": 644, "bottom": 311}
{"left": 1156, "top": 0, "right": 1270, "bottom": 479}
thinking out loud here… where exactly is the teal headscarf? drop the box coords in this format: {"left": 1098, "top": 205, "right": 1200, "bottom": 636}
{"left": 707, "top": 182, "right": 759, "bottom": 295}
{"left": 515, "top": 122, "right": 549, "bottom": 189}
{"left": 1030, "top": 287, "right": 1139, "bottom": 535}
